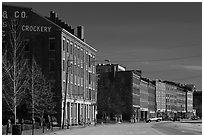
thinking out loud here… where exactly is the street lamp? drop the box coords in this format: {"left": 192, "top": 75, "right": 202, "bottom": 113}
{"left": 61, "top": 56, "right": 72, "bottom": 129}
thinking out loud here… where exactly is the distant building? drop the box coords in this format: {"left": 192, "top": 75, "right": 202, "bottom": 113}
{"left": 140, "top": 78, "right": 149, "bottom": 121}
{"left": 115, "top": 70, "right": 141, "bottom": 121}
{"left": 155, "top": 80, "right": 166, "bottom": 116}
{"left": 2, "top": 4, "right": 97, "bottom": 126}
{"left": 156, "top": 80, "right": 194, "bottom": 119}
{"left": 183, "top": 84, "right": 195, "bottom": 118}
{"left": 176, "top": 86, "right": 186, "bottom": 118}
{"left": 193, "top": 91, "right": 202, "bottom": 118}
{"left": 163, "top": 81, "right": 177, "bottom": 118}
{"left": 96, "top": 64, "right": 126, "bottom": 73}
{"left": 96, "top": 64, "right": 141, "bottom": 122}
{"left": 163, "top": 81, "right": 187, "bottom": 118}
{"left": 148, "top": 80, "right": 156, "bottom": 118}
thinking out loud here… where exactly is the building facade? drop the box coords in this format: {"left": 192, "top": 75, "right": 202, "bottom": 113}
{"left": 132, "top": 71, "right": 141, "bottom": 122}
{"left": 148, "top": 80, "right": 156, "bottom": 118}
{"left": 176, "top": 86, "right": 186, "bottom": 118}
{"left": 140, "top": 78, "right": 149, "bottom": 121}
{"left": 193, "top": 91, "right": 202, "bottom": 118}
{"left": 155, "top": 80, "right": 166, "bottom": 117}
{"left": 96, "top": 64, "right": 126, "bottom": 73}
{"left": 156, "top": 80, "right": 194, "bottom": 119}
{"left": 96, "top": 64, "right": 141, "bottom": 122}
{"left": 163, "top": 81, "right": 179, "bottom": 119}
{"left": 2, "top": 4, "right": 97, "bottom": 126}
{"left": 183, "top": 84, "right": 195, "bottom": 118}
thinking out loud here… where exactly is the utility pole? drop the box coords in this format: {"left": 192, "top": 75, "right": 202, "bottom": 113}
{"left": 62, "top": 55, "right": 71, "bottom": 129}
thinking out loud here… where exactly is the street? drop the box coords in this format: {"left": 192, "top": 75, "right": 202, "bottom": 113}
{"left": 45, "top": 120, "right": 202, "bottom": 135}
{"left": 152, "top": 121, "right": 202, "bottom": 135}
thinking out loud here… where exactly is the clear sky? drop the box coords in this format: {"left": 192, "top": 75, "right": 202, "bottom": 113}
{"left": 6, "top": 2, "right": 202, "bottom": 90}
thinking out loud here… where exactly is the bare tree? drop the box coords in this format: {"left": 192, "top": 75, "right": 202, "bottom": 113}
{"left": 26, "top": 58, "right": 56, "bottom": 134}
{"left": 2, "top": 18, "right": 29, "bottom": 125}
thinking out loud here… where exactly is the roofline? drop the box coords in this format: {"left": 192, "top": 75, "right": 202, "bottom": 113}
{"left": 62, "top": 29, "right": 97, "bottom": 52}
{"left": 31, "top": 9, "right": 63, "bottom": 30}
{"left": 3, "top": 4, "right": 97, "bottom": 53}
{"left": 3, "top": 4, "right": 62, "bottom": 29}
{"left": 3, "top": 3, "right": 32, "bottom": 10}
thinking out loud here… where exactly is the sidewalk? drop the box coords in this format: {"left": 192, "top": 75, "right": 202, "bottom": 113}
{"left": 22, "top": 127, "right": 62, "bottom": 135}
{"left": 180, "top": 119, "right": 202, "bottom": 123}
{"left": 22, "top": 124, "right": 97, "bottom": 135}
{"left": 45, "top": 122, "right": 164, "bottom": 135}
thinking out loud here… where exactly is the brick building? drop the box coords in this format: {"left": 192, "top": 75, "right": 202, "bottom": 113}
{"left": 96, "top": 64, "right": 141, "bottom": 121}
{"left": 155, "top": 80, "right": 166, "bottom": 117}
{"left": 193, "top": 91, "right": 202, "bottom": 118}
{"left": 156, "top": 80, "right": 194, "bottom": 119}
{"left": 176, "top": 85, "right": 186, "bottom": 118}
{"left": 140, "top": 78, "right": 149, "bottom": 121}
{"left": 183, "top": 84, "right": 195, "bottom": 118}
{"left": 2, "top": 4, "right": 97, "bottom": 126}
{"left": 163, "top": 81, "right": 177, "bottom": 118}
{"left": 148, "top": 80, "right": 156, "bottom": 118}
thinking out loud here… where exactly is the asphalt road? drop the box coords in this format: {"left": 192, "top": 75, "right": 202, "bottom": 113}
{"left": 152, "top": 121, "right": 202, "bottom": 135}
{"left": 45, "top": 121, "right": 202, "bottom": 135}
{"left": 46, "top": 122, "right": 163, "bottom": 135}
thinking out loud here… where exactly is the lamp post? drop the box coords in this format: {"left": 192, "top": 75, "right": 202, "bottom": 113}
{"left": 62, "top": 56, "right": 72, "bottom": 129}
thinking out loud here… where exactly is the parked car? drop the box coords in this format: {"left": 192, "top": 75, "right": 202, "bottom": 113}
{"left": 52, "top": 121, "right": 58, "bottom": 127}
{"left": 146, "top": 117, "right": 162, "bottom": 123}
{"left": 191, "top": 116, "right": 199, "bottom": 120}
{"left": 173, "top": 116, "right": 180, "bottom": 121}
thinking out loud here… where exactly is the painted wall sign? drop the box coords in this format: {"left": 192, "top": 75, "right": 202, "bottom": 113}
{"left": 3, "top": 10, "right": 28, "bottom": 19}
{"left": 22, "top": 25, "right": 52, "bottom": 32}
{"left": 3, "top": 10, "right": 52, "bottom": 35}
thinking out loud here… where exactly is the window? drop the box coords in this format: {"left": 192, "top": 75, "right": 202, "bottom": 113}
{"left": 88, "top": 55, "right": 91, "bottom": 67}
{"left": 49, "top": 60, "right": 55, "bottom": 72}
{"left": 74, "top": 75, "right": 77, "bottom": 85}
{"left": 78, "top": 48, "right": 80, "bottom": 58}
{"left": 23, "top": 39, "right": 30, "bottom": 51}
{"left": 67, "top": 40, "right": 69, "bottom": 52}
{"left": 74, "top": 44, "right": 77, "bottom": 56}
{"left": 63, "top": 60, "right": 65, "bottom": 71}
{"left": 70, "top": 66, "right": 73, "bottom": 74}
{"left": 63, "top": 81, "right": 65, "bottom": 90}
{"left": 63, "top": 38, "right": 66, "bottom": 51}
{"left": 93, "top": 81, "right": 95, "bottom": 90}
{"left": 89, "top": 89, "right": 91, "bottom": 100}
{"left": 70, "top": 42, "right": 73, "bottom": 54}
{"left": 81, "top": 49, "right": 83, "bottom": 59}
{"left": 49, "top": 38, "right": 55, "bottom": 50}
{"left": 24, "top": 43, "right": 29, "bottom": 51}
{"left": 89, "top": 73, "right": 91, "bottom": 84}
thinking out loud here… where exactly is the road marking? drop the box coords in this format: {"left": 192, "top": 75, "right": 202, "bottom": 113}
{"left": 151, "top": 128, "right": 164, "bottom": 135}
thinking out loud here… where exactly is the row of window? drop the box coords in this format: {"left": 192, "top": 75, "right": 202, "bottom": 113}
{"left": 62, "top": 37, "right": 95, "bottom": 67}
{"left": 64, "top": 74, "right": 96, "bottom": 89}
{"left": 62, "top": 84, "right": 96, "bottom": 100}
{"left": 166, "top": 86, "right": 177, "bottom": 91}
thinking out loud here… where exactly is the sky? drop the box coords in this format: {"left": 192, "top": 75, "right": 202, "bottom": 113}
{"left": 6, "top": 2, "right": 202, "bottom": 90}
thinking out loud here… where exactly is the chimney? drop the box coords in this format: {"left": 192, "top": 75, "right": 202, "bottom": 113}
{"left": 71, "top": 28, "right": 75, "bottom": 35}
{"left": 77, "top": 26, "right": 84, "bottom": 41}
{"left": 135, "top": 70, "right": 142, "bottom": 76}
{"left": 50, "top": 11, "right": 57, "bottom": 21}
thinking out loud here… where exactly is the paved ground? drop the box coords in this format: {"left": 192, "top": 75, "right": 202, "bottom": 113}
{"left": 46, "top": 122, "right": 164, "bottom": 135}
{"left": 21, "top": 127, "right": 61, "bottom": 135}
{"left": 152, "top": 121, "right": 202, "bottom": 135}
{"left": 21, "top": 120, "right": 202, "bottom": 135}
